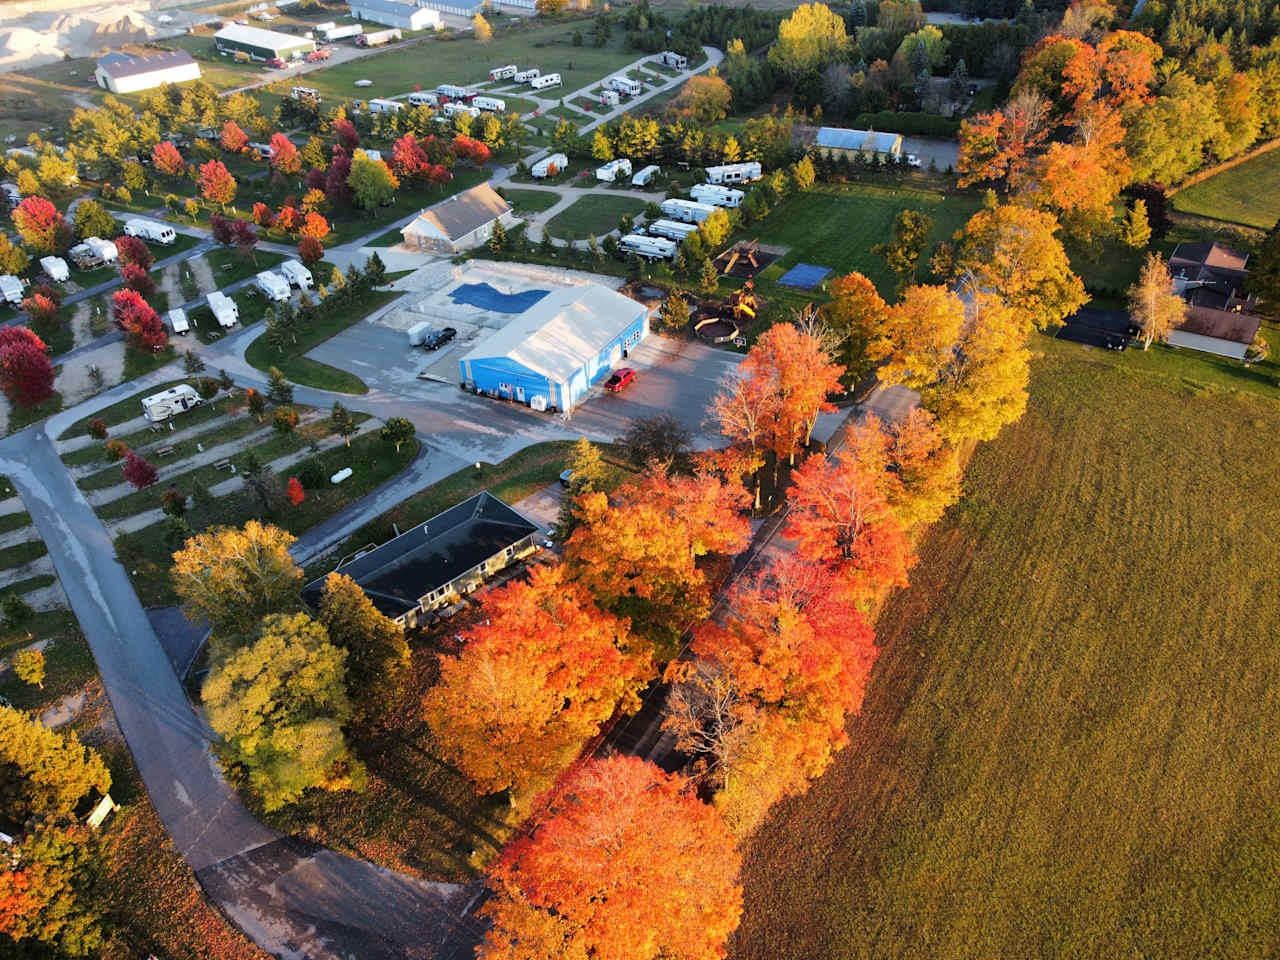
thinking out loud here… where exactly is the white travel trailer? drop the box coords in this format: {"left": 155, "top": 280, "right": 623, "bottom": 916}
{"left": 0, "top": 275, "right": 23, "bottom": 305}
{"left": 367, "top": 98, "right": 403, "bottom": 114}
{"left": 141, "top": 384, "right": 202, "bottom": 423}
{"left": 472, "top": 95, "right": 506, "bottom": 113}
{"left": 319, "top": 23, "right": 362, "bottom": 41}
{"left": 83, "top": 236, "right": 119, "bottom": 264}
{"left": 659, "top": 198, "right": 716, "bottom": 224}
{"left": 514, "top": 68, "right": 539, "bottom": 83}
{"left": 530, "top": 73, "right": 561, "bottom": 90}
{"left": 39, "top": 256, "right": 69, "bottom": 282}
{"left": 530, "top": 153, "right": 568, "bottom": 178}
{"left": 168, "top": 307, "right": 190, "bottom": 335}
{"left": 255, "top": 271, "right": 291, "bottom": 302}
{"left": 600, "top": 89, "right": 620, "bottom": 107}
{"left": 607, "top": 76, "right": 643, "bottom": 97}
{"left": 290, "top": 85, "right": 321, "bottom": 102}
{"left": 658, "top": 50, "right": 687, "bottom": 70}
{"left": 443, "top": 101, "right": 481, "bottom": 119}
{"left": 279, "top": 260, "right": 314, "bottom": 288}
{"left": 208, "top": 291, "right": 239, "bottom": 328}
{"left": 436, "top": 83, "right": 470, "bottom": 99}
{"left": 123, "top": 218, "right": 177, "bottom": 244}
{"left": 619, "top": 233, "right": 677, "bottom": 261}
{"left": 631, "top": 164, "right": 660, "bottom": 187}
{"left": 691, "top": 183, "right": 745, "bottom": 208}
{"left": 489, "top": 64, "right": 517, "bottom": 80}
{"left": 705, "top": 161, "right": 762, "bottom": 184}
{"left": 408, "top": 90, "right": 440, "bottom": 107}
{"left": 595, "top": 158, "right": 632, "bottom": 182}
{"left": 646, "top": 218, "right": 699, "bottom": 241}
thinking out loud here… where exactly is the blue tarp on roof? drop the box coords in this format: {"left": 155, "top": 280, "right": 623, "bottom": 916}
{"left": 777, "top": 263, "right": 831, "bottom": 289}
{"left": 449, "top": 282, "right": 549, "bottom": 313}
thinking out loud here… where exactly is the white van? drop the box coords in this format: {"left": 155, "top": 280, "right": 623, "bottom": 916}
{"left": 647, "top": 218, "right": 699, "bottom": 241}
{"left": 290, "top": 86, "right": 321, "bottom": 102}
{"left": 408, "top": 90, "right": 440, "bottom": 107}
{"left": 705, "top": 161, "right": 762, "bottom": 184}
{"left": 142, "top": 384, "right": 203, "bottom": 422}
{"left": 168, "top": 308, "right": 190, "bottom": 335}
{"left": 124, "top": 218, "right": 177, "bottom": 244}
{"left": 39, "top": 256, "right": 69, "bottom": 282}
{"left": 596, "top": 158, "right": 632, "bottom": 182}
{"left": 531, "top": 153, "right": 568, "bottom": 178}
{"left": 255, "top": 271, "right": 291, "bottom": 302}
{"left": 248, "top": 141, "right": 275, "bottom": 159}
{"left": 436, "top": 83, "right": 469, "bottom": 99}
{"left": 443, "top": 102, "right": 481, "bottom": 119}
{"left": 631, "top": 164, "right": 659, "bottom": 187}
{"left": 208, "top": 291, "right": 239, "bottom": 328}
{"left": 0, "top": 275, "right": 24, "bottom": 305}
{"left": 279, "top": 260, "right": 314, "bottom": 289}
{"left": 531, "top": 73, "right": 561, "bottom": 91}
{"left": 600, "top": 90, "right": 620, "bottom": 107}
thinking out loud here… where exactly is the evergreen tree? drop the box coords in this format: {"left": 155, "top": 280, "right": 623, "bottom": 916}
{"left": 267, "top": 366, "right": 294, "bottom": 405}
{"left": 556, "top": 437, "right": 609, "bottom": 541}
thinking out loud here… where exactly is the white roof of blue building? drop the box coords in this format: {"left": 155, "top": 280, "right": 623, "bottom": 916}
{"left": 461, "top": 284, "right": 643, "bottom": 383}
{"left": 816, "top": 126, "right": 902, "bottom": 153}
{"left": 350, "top": 0, "right": 426, "bottom": 16}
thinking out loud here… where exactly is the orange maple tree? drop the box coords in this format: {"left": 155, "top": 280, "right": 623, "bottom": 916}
{"left": 481, "top": 755, "right": 743, "bottom": 960}
{"left": 423, "top": 565, "right": 650, "bottom": 799}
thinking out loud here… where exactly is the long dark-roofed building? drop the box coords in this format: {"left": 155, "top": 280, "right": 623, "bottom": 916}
{"left": 303, "top": 492, "right": 541, "bottom": 629}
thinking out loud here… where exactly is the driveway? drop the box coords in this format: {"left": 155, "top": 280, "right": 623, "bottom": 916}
{"left": 901, "top": 136, "right": 960, "bottom": 171}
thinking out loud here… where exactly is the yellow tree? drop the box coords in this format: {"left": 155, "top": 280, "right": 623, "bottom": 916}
{"left": 821, "top": 271, "right": 889, "bottom": 385}
{"left": 885, "top": 408, "right": 963, "bottom": 529}
{"left": 769, "top": 2, "right": 848, "bottom": 77}
{"left": 423, "top": 565, "right": 649, "bottom": 801}
{"left": 473, "top": 13, "right": 492, "bottom": 42}
{"left": 1127, "top": 253, "right": 1186, "bottom": 350}
{"left": 317, "top": 573, "right": 410, "bottom": 723}
{"left": 0, "top": 707, "right": 111, "bottom": 823}
{"left": 869, "top": 284, "right": 966, "bottom": 389}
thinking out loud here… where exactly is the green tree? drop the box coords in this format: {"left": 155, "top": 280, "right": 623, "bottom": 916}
{"left": 658, "top": 291, "right": 690, "bottom": 332}
{"left": 201, "top": 612, "right": 365, "bottom": 810}
{"left": 331, "top": 401, "right": 358, "bottom": 446}
{"left": 379, "top": 417, "right": 414, "bottom": 452}
{"left": 0, "top": 707, "right": 111, "bottom": 822}
{"left": 346, "top": 150, "right": 400, "bottom": 211}
{"left": 488, "top": 218, "right": 508, "bottom": 254}
{"left": 1250, "top": 219, "right": 1280, "bottom": 316}
{"left": 317, "top": 573, "right": 410, "bottom": 722}
{"left": 556, "top": 437, "right": 609, "bottom": 540}
{"left": 267, "top": 366, "right": 294, "bottom": 405}
{"left": 699, "top": 255, "right": 720, "bottom": 294}
{"left": 362, "top": 251, "right": 387, "bottom": 287}
{"left": 1121, "top": 199, "right": 1152, "bottom": 250}
{"left": 71, "top": 199, "right": 116, "bottom": 242}
{"left": 874, "top": 209, "right": 934, "bottom": 295}
{"left": 1, "top": 592, "right": 34, "bottom": 628}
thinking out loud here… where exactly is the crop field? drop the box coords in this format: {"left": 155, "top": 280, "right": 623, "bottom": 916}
{"left": 733, "top": 339, "right": 1280, "bottom": 959}
{"left": 1171, "top": 149, "right": 1280, "bottom": 229}
{"left": 740, "top": 182, "right": 982, "bottom": 298}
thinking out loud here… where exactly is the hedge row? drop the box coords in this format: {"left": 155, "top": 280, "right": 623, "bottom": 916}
{"left": 853, "top": 112, "right": 963, "bottom": 139}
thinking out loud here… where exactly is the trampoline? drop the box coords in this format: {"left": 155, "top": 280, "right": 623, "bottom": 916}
{"left": 777, "top": 263, "right": 831, "bottom": 289}
{"left": 449, "top": 282, "right": 549, "bottom": 313}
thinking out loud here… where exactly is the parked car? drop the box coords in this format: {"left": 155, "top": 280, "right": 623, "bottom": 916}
{"left": 559, "top": 468, "right": 575, "bottom": 486}
{"left": 906, "top": 154, "right": 922, "bottom": 168}
{"left": 604, "top": 367, "right": 636, "bottom": 392}
{"left": 422, "top": 326, "right": 457, "bottom": 350}
{"left": 1104, "top": 335, "right": 1127, "bottom": 351}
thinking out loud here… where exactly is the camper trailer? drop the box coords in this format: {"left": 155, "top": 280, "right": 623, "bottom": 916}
{"left": 84, "top": 237, "right": 118, "bottom": 264}
{"left": 647, "top": 218, "right": 699, "bottom": 241}
{"left": 356, "top": 28, "right": 401, "bottom": 47}
{"left": 141, "top": 384, "right": 203, "bottom": 423}
{"left": 600, "top": 90, "right": 620, "bottom": 107}
{"left": 208, "top": 291, "right": 239, "bottom": 328}
{"left": 290, "top": 86, "right": 321, "bottom": 102}
{"left": 619, "top": 233, "right": 677, "bottom": 261}
{"left": 489, "top": 64, "right": 517, "bottom": 81}
{"left": 255, "top": 271, "right": 291, "bottom": 302}
{"left": 659, "top": 51, "right": 688, "bottom": 70}
{"left": 123, "top": 218, "right": 177, "bottom": 244}
{"left": 691, "top": 183, "right": 745, "bottom": 208}
{"left": 248, "top": 141, "right": 275, "bottom": 159}
{"left": 705, "top": 161, "right": 762, "bottom": 184}
{"left": 514, "top": 68, "right": 540, "bottom": 83}
{"left": 531, "top": 153, "right": 568, "bottom": 178}
{"left": 530, "top": 73, "right": 561, "bottom": 90}
{"left": 436, "top": 83, "right": 470, "bottom": 100}
{"left": 39, "top": 256, "right": 69, "bottom": 282}
{"left": 472, "top": 95, "right": 506, "bottom": 113}
{"left": 631, "top": 164, "right": 660, "bottom": 187}
{"left": 443, "top": 101, "right": 481, "bottom": 119}
{"left": 0, "top": 275, "right": 23, "bottom": 305}
{"left": 279, "top": 260, "right": 313, "bottom": 288}
{"left": 408, "top": 90, "right": 440, "bottom": 107}
{"left": 319, "top": 23, "right": 362, "bottom": 41}
{"left": 367, "top": 98, "right": 403, "bottom": 114}
{"left": 67, "top": 243, "right": 104, "bottom": 270}
{"left": 607, "top": 76, "right": 643, "bottom": 97}
{"left": 595, "top": 158, "right": 632, "bottom": 182}
{"left": 659, "top": 198, "right": 716, "bottom": 224}
{"left": 168, "top": 308, "right": 190, "bottom": 335}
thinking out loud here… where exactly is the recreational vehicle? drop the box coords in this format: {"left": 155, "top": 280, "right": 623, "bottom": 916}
{"left": 619, "top": 233, "right": 677, "bottom": 261}
{"left": 123, "top": 218, "right": 177, "bottom": 244}
{"left": 319, "top": 23, "right": 362, "bottom": 41}
{"left": 659, "top": 198, "right": 716, "bottom": 224}
{"left": 168, "top": 308, "right": 190, "bottom": 335}
{"left": 408, "top": 90, "right": 440, "bottom": 107}
{"left": 472, "top": 95, "right": 506, "bottom": 113}
{"left": 600, "top": 90, "right": 620, "bottom": 107}
{"left": 443, "top": 102, "right": 481, "bottom": 119}
{"left": 290, "top": 86, "right": 321, "bottom": 102}
{"left": 279, "top": 260, "right": 314, "bottom": 288}
{"left": 647, "top": 218, "right": 699, "bottom": 241}
{"left": 530, "top": 73, "right": 561, "bottom": 90}
{"left": 356, "top": 28, "right": 401, "bottom": 47}
{"left": 208, "top": 291, "right": 239, "bottom": 328}
{"left": 141, "top": 384, "right": 203, "bottom": 423}
{"left": 436, "top": 83, "right": 470, "bottom": 100}
{"left": 607, "top": 76, "right": 643, "bottom": 97}
{"left": 39, "top": 256, "right": 69, "bottom": 282}
{"left": 631, "top": 164, "right": 660, "bottom": 187}
{"left": 255, "top": 271, "right": 291, "bottom": 302}
{"left": 0, "top": 275, "right": 23, "bottom": 305}
{"left": 367, "top": 98, "right": 403, "bottom": 114}
{"left": 659, "top": 51, "right": 688, "bottom": 70}
{"left": 705, "top": 161, "right": 762, "bottom": 184}
{"left": 248, "top": 141, "right": 275, "bottom": 159}
{"left": 489, "top": 64, "right": 517, "bottom": 80}
{"left": 691, "top": 183, "right": 745, "bottom": 208}
{"left": 531, "top": 153, "right": 568, "bottom": 178}
{"left": 83, "top": 237, "right": 118, "bottom": 264}
{"left": 595, "top": 158, "right": 632, "bottom": 182}
{"left": 514, "top": 68, "right": 540, "bottom": 83}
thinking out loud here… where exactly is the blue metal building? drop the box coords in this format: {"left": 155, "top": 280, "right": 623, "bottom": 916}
{"left": 458, "top": 284, "right": 649, "bottom": 412}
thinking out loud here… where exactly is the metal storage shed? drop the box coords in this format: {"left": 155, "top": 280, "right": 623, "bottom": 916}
{"left": 349, "top": 0, "right": 442, "bottom": 31}
{"left": 213, "top": 24, "right": 316, "bottom": 61}
{"left": 94, "top": 50, "right": 202, "bottom": 94}
{"left": 458, "top": 284, "right": 649, "bottom": 412}
{"left": 815, "top": 126, "right": 903, "bottom": 159}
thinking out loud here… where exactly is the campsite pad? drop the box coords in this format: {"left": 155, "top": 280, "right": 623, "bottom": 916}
{"left": 449, "top": 282, "right": 549, "bottom": 314}
{"left": 777, "top": 263, "right": 832, "bottom": 289}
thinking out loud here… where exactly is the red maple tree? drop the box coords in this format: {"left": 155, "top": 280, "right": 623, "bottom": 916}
{"left": 333, "top": 120, "right": 359, "bottom": 153}
{"left": 120, "top": 262, "right": 155, "bottom": 298}
{"left": 198, "top": 160, "right": 237, "bottom": 206}
{"left": 112, "top": 288, "right": 167, "bottom": 352}
{"left": 0, "top": 327, "right": 53, "bottom": 408}
{"left": 251, "top": 202, "right": 275, "bottom": 228}
{"left": 220, "top": 121, "right": 249, "bottom": 153}
{"left": 114, "top": 235, "right": 154, "bottom": 271}
{"left": 152, "top": 140, "right": 185, "bottom": 176}
{"left": 122, "top": 452, "right": 158, "bottom": 489}
{"left": 297, "top": 212, "right": 329, "bottom": 241}
{"left": 269, "top": 132, "right": 301, "bottom": 176}
{"left": 297, "top": 236, "right": 324, "bottom": 266}
{"left": 12, "top": 197, "right": 70, "bottom": 255}
{"left": 286, "top": 477, "right": 305, "bottom": 505}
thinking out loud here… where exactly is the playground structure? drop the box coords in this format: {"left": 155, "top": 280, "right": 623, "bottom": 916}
{"left": 715, "top": 239, "right": 783, "bottom": 279}
{"left": 693, "top": 281, "right": 763, "bottom": 346}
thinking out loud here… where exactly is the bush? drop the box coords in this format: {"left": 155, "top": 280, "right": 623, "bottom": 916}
{"left": 852, "top": 111, "right": 962, "bottom": 138}
{"left": 196, "top": 377, "right": 219, "bottom": 399}
{"left": 296, "top": 461, "right": 325, "bottom": 489}
{"left": 87, "top": 418, "right": 108, "bottom": 440}
{"left": 104, "top": 439, "right": 129, "bottom": 462}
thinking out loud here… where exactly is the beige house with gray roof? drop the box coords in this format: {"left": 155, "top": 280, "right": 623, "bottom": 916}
{"left": 400, "top": 183, "right": 517, "bottom": 254}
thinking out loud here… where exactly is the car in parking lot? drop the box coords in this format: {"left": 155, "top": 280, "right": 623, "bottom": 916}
{"left": 604, "top": 367, "right": 636, "bottom": 392}
{"left": 422, "top": 327, "right": 457, "bottom": 350}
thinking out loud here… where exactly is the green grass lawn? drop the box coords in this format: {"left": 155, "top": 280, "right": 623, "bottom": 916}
{"left": 733, "top": 339, "right": 1280, "bottom": 960}
{"left": 58, "top": 378, "right": 196, "bottom": 440}
{"left": 0, "top": 539, "right": 48, "bottom": 571}
{"left": 0, "top": 511, "right": 33, "bottom": 535}
{"left": 6, "top": 392, "right": 63, "bottom": 436}
{"left": 203, "top": 247, "right": 288, "bottom": 287}
{"left": 500, "top": 188, "right": 563, "bottom": 214}
{"left": 545, "top": 194, "right": 647, "bottom": 240}
{"left": 739, "top": 182, "right": 983, "bottom": 301}
{"left": 1171, "top": 149, "right": 1280, "bottom": 229}
{"left": 244, "top": 288, "right": 401, "bottom": 393}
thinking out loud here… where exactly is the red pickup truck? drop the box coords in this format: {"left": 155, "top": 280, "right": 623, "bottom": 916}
{"left": 306, "top": 48, "right": 331, "bottom": 62}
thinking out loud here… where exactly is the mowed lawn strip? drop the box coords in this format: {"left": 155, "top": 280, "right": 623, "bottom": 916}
{"left": 733, "top": 340, "right": 1280, "bottom": 960}
{"left": 545, "top": 195, "right": 647, "bottom": 240}
{"left": 501, "top": 188, "right": 563, "bottom": 214}
{"left": 1171, "top": 149, "right": 1280, "bottom": 229}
